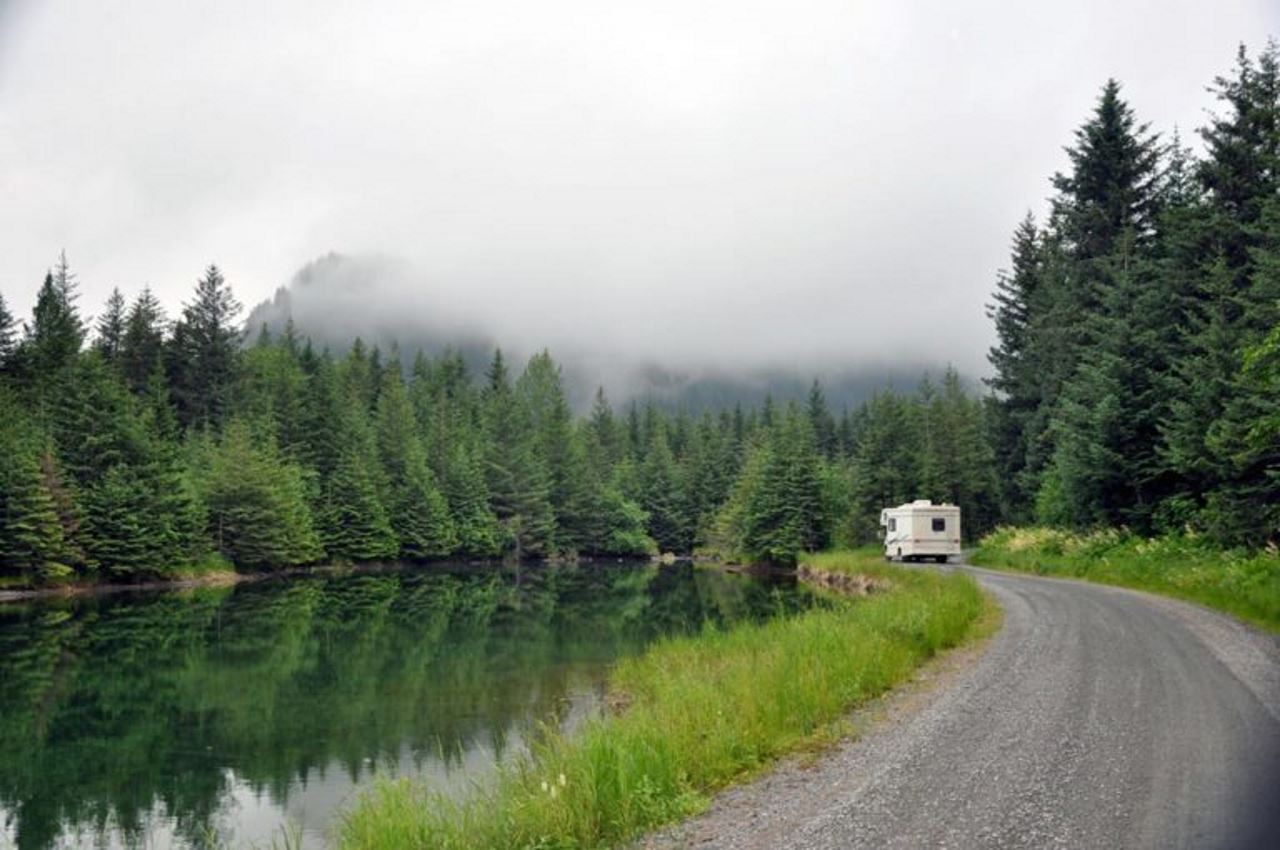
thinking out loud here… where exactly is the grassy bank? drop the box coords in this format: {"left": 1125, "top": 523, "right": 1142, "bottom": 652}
{"left": 973, "top": 527, "right": 1280, "bottom": 633}
{"left": 800, "top": 547, "right": 894, "bottom": 576}
{"left": 339, "top": 557, "right": 986, "bottom": 850}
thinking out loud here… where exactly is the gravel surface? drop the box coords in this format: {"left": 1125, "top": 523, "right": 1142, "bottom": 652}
{"left": 642, "top": 564, "right": 1280, "bottom": 849}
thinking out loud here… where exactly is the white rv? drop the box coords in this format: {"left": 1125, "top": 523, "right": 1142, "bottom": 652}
{"left": 879, "top": 500, "right": 961, "bottom": 563}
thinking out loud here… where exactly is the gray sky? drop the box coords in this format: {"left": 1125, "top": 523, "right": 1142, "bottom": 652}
{"left": 1, "top": 0, "right": 1276, "bottom": 377}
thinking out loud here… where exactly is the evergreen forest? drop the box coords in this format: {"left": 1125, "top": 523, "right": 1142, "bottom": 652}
{"left": 0, "top": 39, "right": 1277, "bottom": 585}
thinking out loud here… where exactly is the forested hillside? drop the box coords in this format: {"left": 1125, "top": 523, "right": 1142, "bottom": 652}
{"left": 1, "top": 39, "right": 1276, "bottom": 586}
{"left": 986, "top": 40, "right": 1279, "bottom": 546}
{"left": 0, "top": 252, "right": 993, "bottom": 582}
{"left": 242, "top": 252, "right": 942, "bottom": 415}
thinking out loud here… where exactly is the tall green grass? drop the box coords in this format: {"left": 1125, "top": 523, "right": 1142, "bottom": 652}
{"left": 339, "top": 560, "right": 985, "bottom": 850}
{"left": 973, "top": 527, "right": 1280, "bottom": 633}
{"left": 800, "top": 547, "right": 895, "bottom": 577}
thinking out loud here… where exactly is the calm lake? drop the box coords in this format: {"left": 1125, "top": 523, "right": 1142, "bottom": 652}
{"left": 0, "top": 562, "right": 814, "bottom": 850}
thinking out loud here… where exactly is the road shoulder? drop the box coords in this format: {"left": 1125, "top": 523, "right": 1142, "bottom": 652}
{"left": 638, "top": 591, "right": 1002, "bottom": 849}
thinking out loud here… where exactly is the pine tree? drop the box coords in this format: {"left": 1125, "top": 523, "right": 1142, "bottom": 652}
{"left": 317, "top": 397, "right": 397, "bottom": 562}
{"left": 807, "top": 379, "right": 837, "bottom": 459}
{"left": 170, "top": 265, "right": 242, "bottom": 428}
{"left": 296, "top": 348, "right": 345, "bottom": 480}
{"left": 0, "top": 392, "right": 72, "bottom": 582}
{"left": 1242, "top": 318, "right": 1280, "bottom": 470}
{"left": 237, "top": 331, "right": 307, "bottom": 452}
{"left": 1037, "top": 81, "right": 1161, "bottom": 441}
{"left": 24, "top": 264, "right": 86, "bottom": 399}
{"left": 94, "top": 287, "right": 126, "bottom": 364}
{"left": 49, "top": 353, "right": 146, "bottom": 489}
{"left": 199, "top": 421, "right": 322, "bottom": 568}
{"left": 1196, "top": 199, "right": 1280, "bottom": 545}
{"left": 706, "top": 437, "right": 767, "bottom": 558}
{"left": 743, "top": 408, "right": 825, "bottom": 566}
{"left": 120, "top": 287, "right": 167, "bottom": 395}
{"left": 375, "top": 367, "right": 457, "bottom": 558}
{"left": 80, "top": 465, "right": 154, "bottom": 574}
{"left": 1051, "top": 79, "right": 1162, "bottom": 261}
{"left": 444, "top": 444, "right": 502, "bottom": 557}
{"left": 587, "top": 387, "right": 619, "bottom": 469}
{"left": 0, "top": 447, "right": 73, "bottom": 582}
{"left": 0, "top": 291, "right": 17, "bottom": 372}
{"left": 482, "top": 349, "right": 556, "bottom": 557}
{"left": 985, "top": 214, "right": 1044, "bottom": 518}
{"left": 517, "top": 351, "right": 591, "bottom": 552}
{"left": 1197, "top": 40, "right": 1280, "bottom": 274}
{"left": 849, "top": 391, "right": 920, "bottom": 539}
{"left": 1160, "top": 40, "right": 1280, "bottom": 541}
{"left": 638, "top": 426, "right": 687, "bottom": 553}
{"left": 681, "top": 413, "right": 737, "bottom": 547}
{"left": 342, "top": 337, "right": 378, "bottom": 411}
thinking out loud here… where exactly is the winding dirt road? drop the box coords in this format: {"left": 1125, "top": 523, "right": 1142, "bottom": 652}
{"left": 646, "top": 564, "right": 1280, "bottom": 849}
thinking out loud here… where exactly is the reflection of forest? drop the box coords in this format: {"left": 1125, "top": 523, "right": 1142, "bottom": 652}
{"left": 0, "top": 563, "right": 809, "bottom": 850}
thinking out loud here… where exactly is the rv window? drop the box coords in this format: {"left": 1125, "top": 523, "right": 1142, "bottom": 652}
{"left": 888, "top": 518, "right": 896, "bottom": 532}
{"left": 932, "top": 518, "right": 946, "bottom": 532}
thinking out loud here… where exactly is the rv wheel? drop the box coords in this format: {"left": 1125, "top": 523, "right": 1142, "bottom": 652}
{"left": 935, "top": 555, "right": 948, "bottom": 564}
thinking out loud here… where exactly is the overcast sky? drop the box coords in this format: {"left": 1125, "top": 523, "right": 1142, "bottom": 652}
{"left": 1, "top": 0, "right": 1276, "bottom": 376}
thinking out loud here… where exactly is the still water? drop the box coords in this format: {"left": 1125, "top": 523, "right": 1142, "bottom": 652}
{"left": 0, "top": 562, "right": 814, "bottom": 849}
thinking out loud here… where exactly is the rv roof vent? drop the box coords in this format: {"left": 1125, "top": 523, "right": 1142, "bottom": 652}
{"left": 911, "top": 499, "right": 933, "bottom": 506}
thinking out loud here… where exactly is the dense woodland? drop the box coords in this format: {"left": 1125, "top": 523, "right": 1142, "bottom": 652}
{"left": 0, "top": 252, "right": 994, "bottom": 581}
{"left": 986, "top": 41, "right": 1280, "bottom": 547}
{"left": 0, "top": 39, "right": 1277, "bottom": 584}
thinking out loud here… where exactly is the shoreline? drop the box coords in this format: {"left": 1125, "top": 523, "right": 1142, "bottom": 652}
{"left": 337, "top": 554, "right": 987, "bottom": 849}
{"left": 0, "top": 555, "right": 701, "bottom": 603}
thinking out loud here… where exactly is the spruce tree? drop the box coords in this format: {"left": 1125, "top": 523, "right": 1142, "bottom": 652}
{"left": 317, "top": 396, "right": 397, "bottom": 562}
{"left": 0, "top": 291, "right": 16, "bottom": 371}
{"left": 0, "top": 446, "right": 73, "bottom": 582}
{"left": 0, "top": 392, "right": 72, "bottom": 582}
{"left": 587, "top": 387, "right": 619, "bottom": 468}
{"left": 24, "top": 265, "right": 86, "bottom": 399}
{"left": 1039, "top": 80, "right": 1161, "bottom": 439}
{"left": 296, "top": 348, "right": 345, "bottom": 480}
{"left": 638, "top": 426, "right": 687, "bottom": 553}
{"left": 807, "top": 379, "right": 837, "bottom": 459}
{"left": 170, "top": 265, "right": 242, "bottom": 428}
{"left": 375, "top": 366, "right": 457, "bottom": 558}
{"left": 985, "top": 214, "right": 1044, "bottom": 518}
{"left": 744, "top": 408, "right": 824, "bottom": 565}
{"left": 94, "top": 287, "right": 126, "bottom": 364}
{"left": 120, "top": 287, "right": 168, "bottom": 395}
{"left": 1051, "top": 79, "right": 1161, "bottom": 260}
{"left": 1161, "top": 41, "right": 1280, "bottom": 541}
{"left": 199, "top": 421, "right": 321, "bottom": 568}
{"left": 482, "top": 349, "right": 556, "bottom": 557}
{"left": 517, "top": 351, "right": 591, "bottom": 552}
{"left": 444, "top": 444, "right": 502, "bottom": 557}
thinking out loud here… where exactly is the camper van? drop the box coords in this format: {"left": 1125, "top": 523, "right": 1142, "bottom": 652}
{"left": 879, "top": 500, "right": 961, "bottom": 563}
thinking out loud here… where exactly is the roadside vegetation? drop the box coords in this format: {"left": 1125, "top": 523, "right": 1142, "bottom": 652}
{"left": 338, "top": 560, "right": 986, "bottom": 850}
{"left": 799, "top": 547, "right": 895, "bottom": 577}
{"left": 974, "top": 527, "right": 1280, "bottom": 633}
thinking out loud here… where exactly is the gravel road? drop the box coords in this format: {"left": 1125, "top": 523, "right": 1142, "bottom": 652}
{"left": 643, "top": 564, "right": 1280, "bottom": 849}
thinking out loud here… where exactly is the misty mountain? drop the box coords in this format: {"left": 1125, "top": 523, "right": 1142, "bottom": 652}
{"left": 245, "top": 253, "right": 956, "bottom": 412}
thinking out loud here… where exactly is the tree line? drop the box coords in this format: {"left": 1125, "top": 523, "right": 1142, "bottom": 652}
{"left": 0, "top": 253, "right": 996, "bottom": 580}
{"left": 986, "top": 39, "right": 1279, "bottom": 547}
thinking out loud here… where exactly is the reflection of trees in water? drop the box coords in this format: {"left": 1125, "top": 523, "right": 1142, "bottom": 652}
{"left": 0, "top": 564, "right": 813, "bottom": 849}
